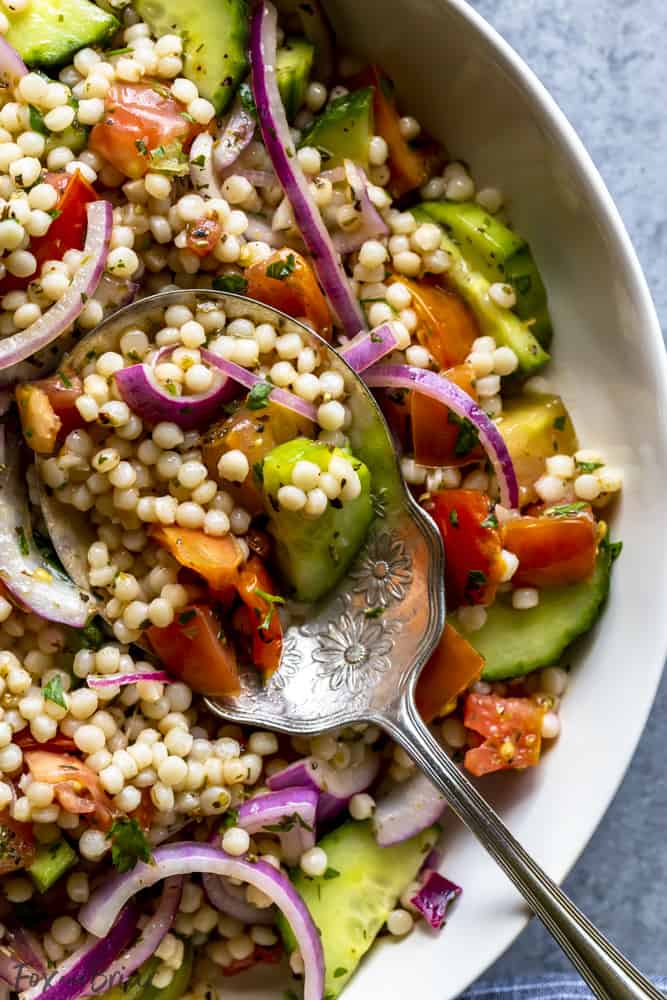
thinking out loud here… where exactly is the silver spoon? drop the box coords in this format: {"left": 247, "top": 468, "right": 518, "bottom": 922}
{"left": 46, "top": 291, "right": 662, "bottom": 999}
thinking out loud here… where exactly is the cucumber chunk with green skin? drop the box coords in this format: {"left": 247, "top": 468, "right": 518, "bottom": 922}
{"left": 457, "top": 547, "right": 613, "bottom": 681}
{"left": 262, "top": 438, "right": 374, "bottom": 603}
{"left": 278, "top": 820, "right": 438, "bottom": 999}
{"left": 411, "top": 206, "right": 550, "bottom": 374}
{"left": 134, "top": 0, "right": 248, "bottom": 114}
{"left": 28, "top": 838, "right": 77, "bottom": 892}
{"left": 141, "top": 945, "right": 192, "bottom": 1000}
{"left": 277, "top": 37, "right": 315, "bottom": 122}
{"left": 299, "top": 87, "right": 374, "bottom": 169}
{"left": 6, "top": 0, "right": 119, "bottom": 68}
{"left": 504, "top": 245, "right": 553, "bottom": 349}
{"left": 417, "top": 200, "right": 526, "bottom": 280}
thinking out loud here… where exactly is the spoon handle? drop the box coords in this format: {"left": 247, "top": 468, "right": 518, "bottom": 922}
{"left": 383, "top": 698, "right": 664, "bottom": 1000}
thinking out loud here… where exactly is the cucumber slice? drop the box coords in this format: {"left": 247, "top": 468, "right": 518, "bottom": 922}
{"left": 411, "top": 206, "right": 550, "bottom": 374}
{"left": 28, "top": 838, "right": 77, "bottom": 892}
{"left": 6, "top": 0, "right": 118, "bottom": 68}
{"left": 299, "top": 87, "right": 374, "bottom": 169}
{"left": 262, "top": 439, "right": 374, "bottom": 602}
{"left": 278, "top": 820, "right": 438, "bottom": 999}
{"left": 134, "top": 0, "right": 248, "bottom": 114}
{"left": 458, "top": 547, "right": 613, "bottom": 681}
{"left": 277, "top": 37, "right": 315, "bottom": 122}
{"left": 418, "top": 200, "right": 525, "bottom": 280}
{"left": 505, "top": 245, "right": 553, "bottom": 349}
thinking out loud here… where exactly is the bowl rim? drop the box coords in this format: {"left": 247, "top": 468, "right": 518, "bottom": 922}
{"left": 435, "top": 0, "right": 667, "bottom": 983}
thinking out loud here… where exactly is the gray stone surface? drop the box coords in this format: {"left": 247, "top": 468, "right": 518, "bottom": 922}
{"left": 466, "top": 0, "right": 667, "bottom": 982}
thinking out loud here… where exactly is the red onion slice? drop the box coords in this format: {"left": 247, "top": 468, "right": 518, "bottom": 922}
{"left": 101, "top": 877, "right": 183, "bottom": 988}
{"left": 203, "top": 872, "right": 276, "bottom": 925}
{"left": 0, "top": 423, "right": 93, "bottom": 627}
{"left": 0, "top": 200, "right": 112, "bottom": 371}
{"left": 115, "top": 356, "right": 238, "bottom": 431}
{"left": 245, "top": 213, "right": 284, "bottom": 247}
{"left": 363, "top": 364, "right": 520, "bottom": 508}
{"left": 230, "top": 168, "right": 276, "bottom": 188}
{"left": 340, "top": 322, "right": 401, "bottom": 373}
{"left": 4, "top": 926, "right": 46, "bottom": 974}
{"left": 94, "top": 274, "right": 139, "bottom": 313}
{"left": 410, "top": 869, "right": 462, "bottom": 930}
{"left": 237, "top": 787, "right": 318, "bottom": 865}
{"left": 331, "top": 161, "right": 389, "bottom": 256}
{"left": 250, "top": 1, "right": 365, "bottom": 338}
{"left": 21, "top": 906, "right": 138, "bottom": 1000}
{"left": 79, "top": 842, "right": 324, "bottom": 1000}
{"left": 0, "top": 36, "right": 27, "bottom": 86}
{"left": 87, "top": 670, "right": 171, "bottom": 689}
{"left": 213, "top": 97, "right": 256, "bottom": 174}
{"left": 267, "top": 752, "right": 380, "bottom": 823}
{"left": 190, "top": 132, "right": 223, "bottom": 200}
{"left": 372, "top": 770, "right": 446, "bottom": 847}
{"left": 202, "top": 348, "right": 317, "bottom": 422}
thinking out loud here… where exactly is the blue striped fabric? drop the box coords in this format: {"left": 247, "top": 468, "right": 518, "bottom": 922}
{"left": 459, "top": 976, "right": 667, "bottom": 998}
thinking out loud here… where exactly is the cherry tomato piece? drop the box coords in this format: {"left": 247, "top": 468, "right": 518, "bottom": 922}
{"left": 25, "top": 752, "right": 114, "bottom": 829}
{"left": 150, "top": 524, "right": 244, "bottom": 590}
{"left": 502, "top": 509, "right": 598, "bottom": 588}
{"left": 148, "top": 604, "right": 241, "bottom": 696}
{"left": 411, "top": 363, "right": 484, "bottom": 468}
{"left": 463, "top": 693, "right": 545, "bottom": 776}
{"left": 186, "top": 217, "right": 221, "bottom": 257}
{"left": 245, "top": 248, "right": 332, "bottom": 339}
{"left": 416, "top": 624, "right": 484, "bottom": 723}
{"left": 0, "top": 812, "right": 35, "bottom": 875}
{"left": 392, "top": 277, "right": 479, "bottom": 369}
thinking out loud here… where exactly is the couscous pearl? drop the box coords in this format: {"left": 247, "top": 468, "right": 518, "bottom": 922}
{"left": 546, "top": 455, "right": 575, "bottom": 479}
{"left": 393, "top": 250, "right": 422, "bottom": 277}
{"left": 277, "top": 485, "right": 306, "bottom": 512}
{"left": 300, "top": 846, "right": 328, "bottom": 877}
{"left": 475, "top": 374, "right": 501, "bottom": 398}
{"left": 79, "top": 829, "right": 109, "bottom": 861}
{"left": 204, "top": 510, "right": 230, "bottom": 536}
{"left": 488, "top": 282, "right": 517, "bottom": 309}
{"left": 317, "top": 400, "right": 346, "bottom": 431}
{"left": 492, "top": 346, "right": 519, "bottom": 376}
{"left": 541, "top": 666, "right": 569, "bottom": 697}
{"left": 217, "top": 450, "right": 249, "bottom": 483}
{"left": 574, "top": 474, "right": 601, "bottom": 501}
{"left": 445, "top": 174, "right": 475, "bottom": 201}
{"left": 368, "top": 135, "right": 389, "bottom": 166}
{"left": 318, "top": 370, "right": 345, "bottom": 399}
{"left": 541, "top": 711, "right": 561, "bottom": 739}
{"left": 358, "top": 239, "right": 388, "bottom": 270}
{"left": 291, "top": 460, "right": 321, "bottom": 492}
{"left": 349, "top": 793, "right": 375, "bottom": 820}
{"left": 386, "top": 909, "right": 414, "bottom": 936}
{"left": 405, "top": 345, "right": 431, "bottom": 368}
{"left": 74, "top": 724, "right": 106, "bottom": 754}
{"left": 176, "top": 502, "right": 205, "bottom": 529}
{"left": 512, "top": 587, "right": 540, "bottom": 610}
{"left": 442, "top": 716, "right": 467, "bottom": 749}
{"left": 411, "top": 223, "right": 442, "bottom": 253}
{"left": 270, "top": 361, "right": 295, "bottom": 387}
{"left": 222, "top": 826, "right": 250, "bottom": 856}
{"left": 535, "top": 474, "right": 567, "bottom": 505}
{"left": 457, "top": 605, "right": 487, "bottom": 632}
{"left": 499, "top": 549, "right": 520, "bottom": 583}
{"left": 468, "top": 350, "right": 495, "bottom": 377}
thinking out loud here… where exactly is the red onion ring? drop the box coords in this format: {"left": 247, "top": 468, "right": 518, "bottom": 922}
{"left": 0, "top": 200, "right": 112, "bottom": 371}
{"left": 372, "top": 770, "right": 446, "bottom": 847}
{"left": 340, "top": 322, "right": 400, "bottom": 372}
{"left": 0, "top": 36, "right": 27, "bottom": 86}
{"left": 267, "top": 752, "right": 380, "bottom": 823}
{"left": 202, "top": 348, "right": 317, "bottom": 422}
{"left": 79, "top": 842, "right": 324, "bottom": 1000}
{"left": 203, "top": 871, "right": 276, "bottom": 925}
{"left": 331, "top": 160, "right": 389, "bottom": 256}
{"left": 250, "top": 1, "right": 365, "bottom": 338}
{"left": 362, "top": 364, "right": 520, "bottom": 508}
{"left": 86, "top": 671, "right": 171, "bottom": 689}
{"left": 410, "top": 869, "right": 462, "bottom": 930}
{"left": 100, "top": 877, "right": 183, "bottom": 988}
{"left": 189, "top": 132, "right": 223, "bottom": 200}
{"left": 213, "top": 97, "right": 256, "bottom": 174}
{"left": 237, "top": 787, "right": 318, "bottom": 865}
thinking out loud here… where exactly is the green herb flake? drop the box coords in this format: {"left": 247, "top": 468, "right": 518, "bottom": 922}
{"left": 239, "top": 81, "right": 257, "bottom": 119}
{"left": 323, "top": 867, "right": 340, "bottom": 880}
{"left": 246, "top": 381, "right": 273, "bottom": 410}
{"left": 178, "top": 609, "right": 197, "bottom": 625}
{"left": 364, "top": 606, "right": 383, "bottom": 619}
{"left": 553, "top": 415, "right": 567, "bottom": 431}
{"left": 134, "top": 138, "right": 148, "bottom": 155}
{"left": 481, "top": 509, "right": 499, "bottom": 530}
{"left": 191, "top": 153, "right": 206, "bottom": 168}
{"left": 545, "top": 501, "right": 588, "bottom": 518}
{"left": 252, "top": 461, "right": 264, "bottom": 485}
{"left": 43, "top": 674, "right": 67, "bottom": 708}
{"left": 263, "top": 811, "right": 313, "bottom": 834}
{"left": 106, "top": 817, "right": 153, "bottom": 873}
{"left": 28, "top": 106, "right": 47, "bottom": 135}
{"left": 16, "top": 526, "right": 29, "bottom": 556}
{"left": 370, "top": 331, "right": 383, "bottom": 343}
{"left": 604, "top": 538, "right": 623, "bottom": 562}
{"left": 447, "top": 412, "right": 480, "bottom": 456}
{"left": 576, "top": 460, "right": 604, "bottom": 473}
{"left": 57, "top": 370, "right": 72, "bottom": 388}
{"left": 266, "top": 253, "right": 296, "bottom": 281}
{"left": 333, "top": 968, "right": 348, "bottom": 979}
{"left": 219, "top": 808, "right": 239, "bottom": 830}
{"left": 212, "top": 273, "right": 248, "bottom": 294}
{"left": 254, "top": 587, "right": 285, "bottom": 631}
{"left": 466, "top": 569, "right": 487, "bottom": 592}
{"left": 449, "top": 508, "right": 459, "bottom": 527}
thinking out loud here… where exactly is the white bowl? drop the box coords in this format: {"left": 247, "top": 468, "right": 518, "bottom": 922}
{"left": 237, "top": 1, "right": 667, "bottom": 997}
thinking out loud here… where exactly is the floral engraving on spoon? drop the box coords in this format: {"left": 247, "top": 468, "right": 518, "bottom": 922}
{"left": 349, "top": 531, "right": 413, "bottom": 606}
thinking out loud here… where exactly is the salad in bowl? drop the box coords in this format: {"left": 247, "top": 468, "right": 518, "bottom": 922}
{"left": 0, "top": 0, "right": 624, "bottom": 997}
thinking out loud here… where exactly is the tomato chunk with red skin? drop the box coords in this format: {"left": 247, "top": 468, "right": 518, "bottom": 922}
{"left": 0, "top": 811, "right": 35, "bottom": 874}
{"left": 0, "top": 171, "right": 97, "bottom": 295}
{"left": 393, "top": 277, "right": 478, "bottom": 369}
{"left": 232, "top": 556, "right": 283, "bottom": 677}
{"left": 416, "top": 623, "right": 483, "bottom": 723}
{"left": 90, "top": 82, "right": 200, "bottom": 179}
{"left": 148, "top": 603, "right": 241, "bottom": 696}
{"left": 425, "top": 490, "right": 503, "bottom": 609}
{"left": 16, "top": 371, "right": 84, "bottom": 453}
{"left": 463, "top": 693, "right": 545, "bottom": 777}
{"left": 25, "top": 751, "right": 114, "bottom": 829}
{"left": 502, "top": 509, "right": 598, "bottom": 588}
{"left": 245, "top": 248, "right": 332, "bottom": 340}
{"left": 411, "top": 363, "right": 484, "bottom": 468}
{"left": 186, "top": 217, "right": 221, "bottom": 257}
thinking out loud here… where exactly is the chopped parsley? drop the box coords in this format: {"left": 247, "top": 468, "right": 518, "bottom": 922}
{"left": 57, "top": 370, "right": 72, "bottom": 388}
{"left": 212, "top": 273, "right": 248, "bottom": 294}
{"left": 263, "top": 812, "right": 313, "bottom": 834}
{"left": 602, "top": 537, "right": 623, "bottom": 562}
{"left": 252, "top": 461, "right": 264, "bottom": 485}
{"left": 178, "top": 609, "right": 197, "bottom": 625}
{"left": 106, "top": 817, "right": 153, "bottom": 873}
{"left": 15, "top": 526, "right": 29, "bottom": 556}
{"left": 448, "top": 412, "right": 479, "bottom": 457}
{"left": 43, "top": 675, "right": 66, "bottom": 708}
{"left": 545, "top": 501, "right": 588, "bottom": 518}
{"left": 191, "top": 153, "right": 206, "bottom": 168}
{"left": 134, "top": 138, "right": 148, "bottom": 156}
{"left": 219, "top": 808, "right": 239, "bottom": 830}
{"left": 449, "top": 508, "right": 459, "bottom": 527}
{"left": 246, "top": 381, "right": 273, "bottom": 410}
{"left": 323, "top": 867, "right": 340, "bottom": 880}
{"left": 239, "top": 81, "right": 257, "bottom": 119}
{"left": 576, "top": 460, "right": 603, "bottom": 473}
{"left": 553, "top": 415, "right": 567, "bottom": 431}
{"left": 333, "top": 968, "right": 348, "bottom": 979}
{"left": 266, "top": 253, "right": 296, "bottom": 281}
{"left": 28, "top": 106, "right": 47, "bottom": 135}
{"left": 364, "top": 606, "right": 383, "bottom": 619}
{"left": 465, "top": 569, "right": 487, "bottom": 593}
{"left": 370, "top": 331, "right": 383, "bottom": 343}
{"left": 254, "top": 587, "right": 285, "bottom": 631}
{"left": 481, "top": 508, "right": 499, "bottom": 530}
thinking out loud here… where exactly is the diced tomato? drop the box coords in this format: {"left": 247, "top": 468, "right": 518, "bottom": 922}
{"left": 150, "top": 524, "right": 244, "bottom": 590}
{"left": 0, "top": 171, "right": 97, "bottom": 295}
{"left": 245, "top": 248, "right": 332, "bottom": 339}
{"left": 186, "top": 217, "right": 221, "bottom": 258}
{"left": 351, "top": 67, "right": 442, "bottom": 197}
{"left": 14, "top": 732, "right": 77, "bottom": 754}
{"left": 463, "top": 693, "right": 545, "bottom": 776}
{"left": 90, "top": 81, "right": 201, "bottom": 179}
{"left": 148, "top": 604, "right": 240, "bottom": 696}
{"left": 502, "top": 509, "right": 598, "bottom": 588}
{"left": 393, "top": 278, "right": 478, "bottom": 369}
{"left": 411, "top": 363, "right": 484, "bottom": 468}
{"left": 16, "top": 371, "right": 84, "bottom": 454}
{"left": 416, "top": 624, "right": 484, "bottom": 723}
{"left": 425, "top": 490, "right": 504, "bottom": 609}
{"left": 25, "top": 752, "right": 115, "bottom": 829}
{"left": 233, "top": 556, "right": 283, "bottom": 677}
{"left": 130, "top": 788, "right": 156, "bottom": 832}
{"left": 376, "top": 387, "right": 411, "bottom": 450}
{"left": 222, "top": 944, "right": 283, "bottom": 977}
{"left": 0, "top": 811, "right": 35, "bottom": 875}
